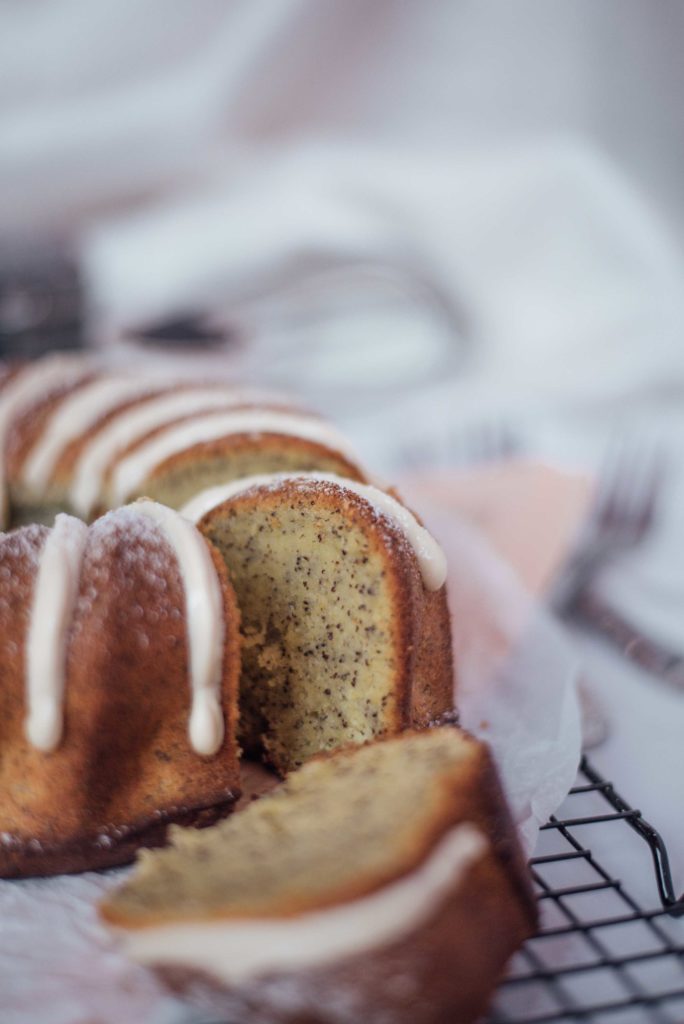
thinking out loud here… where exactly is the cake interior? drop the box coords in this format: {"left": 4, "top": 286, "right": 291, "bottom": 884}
{"left": 200, "top": 491, "right": 407, "bottom": 774}
{"left": 124, "top": 440, "right": 362, "bottom": 514}
{"left": 101, "top": 728, "right": 479, "bottom": 927}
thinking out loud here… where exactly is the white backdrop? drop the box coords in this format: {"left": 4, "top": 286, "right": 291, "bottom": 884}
{"left": 1, "top": 4, "right": 683, "bottom": 1003}
{"left": 2, "top": 0, "right": 684, "bottom": 408}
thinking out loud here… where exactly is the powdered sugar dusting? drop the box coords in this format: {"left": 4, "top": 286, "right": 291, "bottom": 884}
{"left": 181, "top": 472, "right": 448, "bottom": 591}
{"left": 71, "top": 507, "right": 185, "bottom": 649}
{"left": 0, "top": 523, "right": 48, "bottom": 570}
{"left": 117, "top": 500, "right": 226, "bottom": 757}
{"left": 0, "top": 526, "right": 48, "bottom": 631}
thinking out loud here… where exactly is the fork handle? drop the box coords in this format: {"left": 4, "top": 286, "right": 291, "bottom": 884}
{"left": 571, "top": 589, "right": 684, "bottom": 689}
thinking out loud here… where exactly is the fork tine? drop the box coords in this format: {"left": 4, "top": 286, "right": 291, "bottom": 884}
{"left": 622, "top": 443, "right": 659, "bottom": 531}
{"left": 594, "top": 439, "right": 665, "bottom": 542}
{"left": 553, "top": 437, "right": 665, "bottom": 616}
{"left": 400, "top": 419, "right": 519, "bottom": 471}
{"left": 631, "top": 444, "right": 666, "bottom": 534}
{"left": 458, "top": 420, "right": 519, "bottom": 465}
{"left": 593, "top": 442, "right": 627, "bottom": 528}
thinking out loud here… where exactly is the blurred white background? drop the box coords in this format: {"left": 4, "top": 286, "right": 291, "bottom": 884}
{"left": 2, "top": 0, "right": 684, "bottom": 430}
{"left": 1, "top": 6, "right": 683, "bottom": 1015}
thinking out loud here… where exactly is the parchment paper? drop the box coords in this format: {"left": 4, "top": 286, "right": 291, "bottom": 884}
{"left": 0, "top": 508, "right": 581, "bottom": 1024}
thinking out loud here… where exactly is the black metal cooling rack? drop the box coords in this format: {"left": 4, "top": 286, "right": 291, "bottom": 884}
{"left": 487, "top": 757, "right": 684, "bottom": 1024}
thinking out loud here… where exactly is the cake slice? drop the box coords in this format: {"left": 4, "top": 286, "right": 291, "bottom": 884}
{"left": 182, "top": 472, "right": 454, "bottom": 774}
{"left": 101, "top": 728, "right": 537, "bottom": 1024}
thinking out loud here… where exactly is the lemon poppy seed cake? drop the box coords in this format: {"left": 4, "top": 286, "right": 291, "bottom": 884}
{"left": 182, "top": 472, "right": 454, "bottom": 774}
{"left": 106, "top": 409, "right": 368, "bottom": 514}
{"left": 0, "top": 350, "right": 537, "bottom": 1019}
{"left": 101, "top": 728, "right": 536, "bottom": 1024}
{"left": 0, "top": 501, "right": 241, "bottom": 878}
{"left": 0, "top": 353, "right": 368, "bottom": 528}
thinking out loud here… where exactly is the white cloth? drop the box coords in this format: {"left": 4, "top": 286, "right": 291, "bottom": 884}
{"left": 82, "top": 142, "right": 684, "bottom": 407}
{"left": 2, "top": 1, "right": 684, "bottom": 410}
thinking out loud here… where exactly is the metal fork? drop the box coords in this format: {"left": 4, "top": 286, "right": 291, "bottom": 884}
{"left": 460, "top": 420, "right": 520, "bottom": 465}
{"left": 552, "top": 441, "right": 664, "bottom": 614}
{"left": 552, "top": 442, "right": 684, "bottom": 687}
{"left": 399, "top": 418, "right": 519, "bottom": 470}
{"left": 400, "top": 420, "right": 615, "bottom": 746}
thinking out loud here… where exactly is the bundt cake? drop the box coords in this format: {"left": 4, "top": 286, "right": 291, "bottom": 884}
{"left": 181, "top": 472, "right": 454, "bottom": 774}
{"left": 0, "top": 500, "right": 241, "bottom": 878}
{"left": 0, "top": 353, "right": 367, "bottom": 528}
{"left": 101, "top": 727, "right": 537, "bottom": 1024}
{"left": 10, "top": 375, "right": 233, "bottom": 524}
{"left": 107, "top": 408, "right": 366, "bottom": 513}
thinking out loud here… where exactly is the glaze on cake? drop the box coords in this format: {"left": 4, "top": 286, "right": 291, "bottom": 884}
{"left": 0, "top": 355, "right": 367, "bottom": 527}
{"left": 182, "top": 472, "right": 454, "bottom": 774}
{"left": 0, "top": 352, "right": 537, "bottom": 1021}
{"left": 101, "top": 728, "right": 537, "bottom": 1024}
{"left": 0, "top": 501, "right": 242, "bottom": 878}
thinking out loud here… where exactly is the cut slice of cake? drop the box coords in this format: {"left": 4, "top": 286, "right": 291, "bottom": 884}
{"left": 182, "top": 472, "right": 454, "bottom": 774}
{"left": 101, "top": 727, "right": 537, "bottom": 1024}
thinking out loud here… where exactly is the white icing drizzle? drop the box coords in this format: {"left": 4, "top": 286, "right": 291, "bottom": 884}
{"left": 181, "top": 472, "right": 448, "bottom": 591}
{"left": 25, "top": 514, "right": 89, "bottom": 751}
{"left": 69, "top": 387, "right": 284, "bottom": 519}
{"left": 117, "top": 823, "right": 487, "bottom": 983}
{"left": 110, "top": 411, "right": 361, "bottom": 508}
{"left": 133, "top": 500, "right": 226, "bottom": 756}
{"left": 0, "top": 355, "right": 90, "bottom": 527}
{"left": 20, "top": 375, "right": 170, "bottom": 490}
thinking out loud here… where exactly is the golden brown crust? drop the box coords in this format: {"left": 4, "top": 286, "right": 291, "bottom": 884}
{"left": 141, "top": 434, "right": 368, "bottom": 503}
{"left": 46, "top": 385, "right": 285, "bottom": 491}
{"left": 100, "top": 732, "right": 535, "bottom": 1022}
{"left": 310, "top": 482, "right": 454, "bottom": 735}
{"left": 104, "top": 402, "right": 306, "bottom": 471}
{"left": 101, "top": 729, "right": 531, "bottom": 931}
{"left": 0, "top": 799, "right": 237, "bottom": 879}
{"left": 156, "top": 849, "right": 533, "bottom": 1024}
{"left": 140, "top": 732, "right": 536, "bottom": 1024}
{"left": 0, "top": 517, "right": 242, "bottom": 879}
{"left": 374, "top": 485, "right": 455, "bottom": 728}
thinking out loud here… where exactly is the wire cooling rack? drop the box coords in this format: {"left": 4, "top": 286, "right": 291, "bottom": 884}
{"left": 488, "top": 757, "right": 684, "bottom": 1024}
